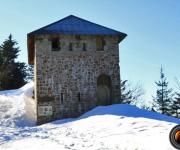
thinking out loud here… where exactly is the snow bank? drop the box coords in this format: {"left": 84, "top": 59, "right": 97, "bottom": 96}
{"left": 23, "top": 82, "right": 36, "bottom": 124}
{"left": 80, "top": 104, "right": 180, "bottom": 124}
{"left": 0, "top": 82, "right": 36, "bottom": 128}
{"left": 0, "top": 82, "right": 33, "bottom": 96}
{"left": 1, "top": 110, "right": 178, "bottom": 150}
{"left": 1, "top": 138, "right": 64, "bottom": 150}
{"left": 0, "top": 83, "right": 180, "bottom": 149}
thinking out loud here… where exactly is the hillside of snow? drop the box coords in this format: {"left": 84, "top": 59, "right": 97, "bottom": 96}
{"left": 0, "top": 83, "right": 179, "bottom": 150}
{"left": 0, "top": 82, "right": 36, "bottom": 128}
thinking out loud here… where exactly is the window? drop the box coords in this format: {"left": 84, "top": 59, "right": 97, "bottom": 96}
{"left": 83, "top": 43, "right": 86, "bottom": 51}
{"left": 102, "top": 39, "right": 106, "bottom": 49}
{"left": 96, "top": 37, "right": 105, "bottom": 51}
{"left": 69, "top": 43, "right": 73, "bottom": 51}
{"left": 51, "top": 38, "right": 60, "bottom": 51}
{"left": 78, "top": 92, "right": 81, "bottom": 101}
{"left": 75, "top": 35, "right": 81, "bottom": 40}
{"left": 61, "top": 93, "right": 64, "bottom": 103}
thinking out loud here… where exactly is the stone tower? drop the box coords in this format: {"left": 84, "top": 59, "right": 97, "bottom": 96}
{"left": 27, "top": 15, "right": 127, "bottom": 124}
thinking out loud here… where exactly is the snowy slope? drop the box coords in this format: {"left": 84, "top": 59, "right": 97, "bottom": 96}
{"left": 0, "top": 82, "right": 35, "bottom": 128}
{"left": 0, "top": 83, "right": 179, "bottom": 150}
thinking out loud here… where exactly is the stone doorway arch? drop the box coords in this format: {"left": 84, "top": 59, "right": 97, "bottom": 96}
{"left": 97, "top": 74, "right": 111, "bottom": 105}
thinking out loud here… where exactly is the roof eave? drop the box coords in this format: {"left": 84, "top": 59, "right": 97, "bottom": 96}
{"left": 118, "top": 32, "right": 127, "bottom": 43}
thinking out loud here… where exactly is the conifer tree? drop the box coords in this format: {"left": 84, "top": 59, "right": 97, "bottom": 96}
{"left": 171, "top": 95, "right": 180, "bottom": 118}
{"left": 26, "top": 65, "right": 34, "bottom": 81}
{"left": 152, "top": 66, "right": 173, "bottom": 115}
{"left": 0, "top": 35, "right": 27, "bottom": 90}
{"left": 121, "top": 80, "right": 132, "bottom": 104}
{"left": 171, "top": 78, "right": 180, "bottom": 118}
{"left": 121, "top": 80, "right": 144, "bottom": 104}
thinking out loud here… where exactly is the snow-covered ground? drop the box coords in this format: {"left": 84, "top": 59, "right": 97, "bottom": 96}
{"left": 0, "top": 83, "right": 179, "bottom": 150}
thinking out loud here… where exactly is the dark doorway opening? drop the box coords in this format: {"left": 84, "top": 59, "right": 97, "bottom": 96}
{"left": 97, "top": 74, "right": 111, "bottom": 105}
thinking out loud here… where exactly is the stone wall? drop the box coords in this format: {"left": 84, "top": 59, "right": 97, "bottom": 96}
{"left": 34, "top": 35, "right": 121, "bottom": 124}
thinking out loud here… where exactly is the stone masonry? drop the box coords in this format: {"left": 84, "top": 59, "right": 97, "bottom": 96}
{"left": 27, "top": 15, "right": 127, "bottom": 124}
{"left": 34, "top": 35, "right": 121, "bottom": 124}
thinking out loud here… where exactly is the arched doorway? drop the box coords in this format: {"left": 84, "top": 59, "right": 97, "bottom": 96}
{"left": 97, "top": 74, "right": 111, "bottom": 105}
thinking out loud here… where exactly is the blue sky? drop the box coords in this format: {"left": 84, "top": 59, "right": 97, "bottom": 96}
{"left": 0, "top": 0, "right": 180, "bottom": 101}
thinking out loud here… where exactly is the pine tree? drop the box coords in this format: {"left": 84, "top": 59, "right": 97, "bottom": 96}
{"left": 153, "top": 66, "right": 173, "bottom": 115}
{"left": 121, "top": 80, "right": 132, "bottom": 104}
{"left": 171, "top": 94, "right": 180, "bottom": 118}
{"left": 0, "top": 49, "right": 3, "bottom": 65}
{"left": 121, "top": 80, "right": 144, "bottom": 104}
{"left": 171, "top": 78, "right": 180, "bottom": 118}
{"left": 26, "top": 65, "right": 34, "bottom": 81}
{"left": 0, "top": 35, "right": 27, "bottom": 90}
{"left": 1, "top": 35, "right": 19, "bottom": 64}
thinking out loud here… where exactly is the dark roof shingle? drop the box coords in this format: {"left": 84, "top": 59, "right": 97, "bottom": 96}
{"left": 28, "top": 15, "right": 127, "bottom": 37}
{"left": 27, "top": 15, "right": 127, "bottom": 64}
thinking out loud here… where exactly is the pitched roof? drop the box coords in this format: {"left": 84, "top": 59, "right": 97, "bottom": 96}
{"left": 27, "top": 15, "right": 127, "bottom": 64}
{"left": 28, "top": 15, "right": 127, "bottom": 37}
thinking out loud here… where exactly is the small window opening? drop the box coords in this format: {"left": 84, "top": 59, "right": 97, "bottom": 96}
{"left": 52, "top": 38, "right": 60, "bottom": 51}
{"left": 61, "top": 93, "right": 64, "bottom": 103}
{"left": 75, "top": 35, "right": 81, "bottom": 40}
{"left": 69, "top": 43, "right": 73, "bottom": 51}
{"left": 96, "top": 37, "right": 105, "bottom": 51}
{"left": 83, "top": 43, "right": 86, "bottom": 51}
{"left": 102, "top": 39, "right": 106, "bottom": 50}
{"left": 78, "top": 92, "right": 81, "bottom": 102}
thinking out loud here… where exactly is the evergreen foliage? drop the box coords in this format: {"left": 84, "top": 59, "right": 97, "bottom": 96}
{"left": 121, "top": 80, "right": 132, "bottom": 104}
{"left": 171, "top": 94, "right": 180, "bottom": 118}
{"left": 26, "top": 65, "right": 34, "bottom": 81}
{"left": 171, "top": 78, "right": 180, "bottom": 118}
{"left": 152, "top": 66, "right": 174, "bottom": 115}
{"left": 0, "top": 35, "right": 27, "bottom": 90}
{"left": 121, "top": 80, "right": 144, "bottom": 105}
